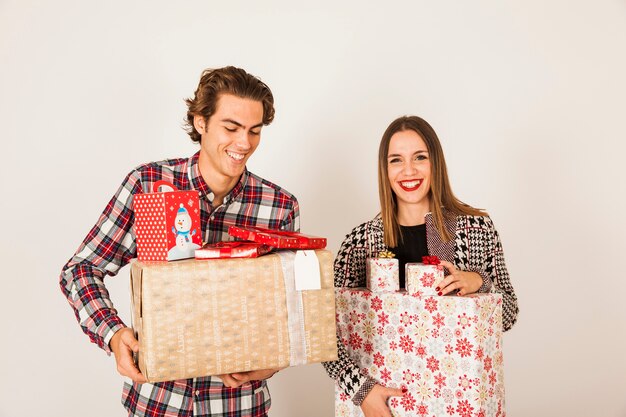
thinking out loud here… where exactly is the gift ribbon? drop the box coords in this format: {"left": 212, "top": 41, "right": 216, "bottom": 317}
{"left": 378, "top": 250, "right": 395, "bottom": 258}
{"left": 277, "top": 251, "right": 308, "bottom": 366}
{"left": 422, "top": 255, "right": 441, "bottom": 265}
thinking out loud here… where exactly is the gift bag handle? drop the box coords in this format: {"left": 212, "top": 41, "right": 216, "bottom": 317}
{"left": 152, "top": 180, "right": 177, "bottom": 193}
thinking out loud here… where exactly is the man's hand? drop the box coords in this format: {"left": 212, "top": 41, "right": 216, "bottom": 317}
{"left": 360, "top": 384, "right": 405, "bottom": 417}
{"left": 217, "top": 368, "right": 281, "bottom": 388}
{"left": 110, "top": 328, "right": 147, "bottom": 383}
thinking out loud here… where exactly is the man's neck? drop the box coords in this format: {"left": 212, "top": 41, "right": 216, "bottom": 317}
{"left": 198, "top": 157, "right": 240, "bottom": 208}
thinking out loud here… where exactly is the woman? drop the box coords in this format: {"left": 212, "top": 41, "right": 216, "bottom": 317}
{"left": 323, "top": 116, "right": 518, "bottom": 417}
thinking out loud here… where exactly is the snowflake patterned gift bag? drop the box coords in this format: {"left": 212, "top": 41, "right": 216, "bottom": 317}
{"left": 406, "top": 256, "right": 445, "bottom": 296}
{"left": 133, "top": 180, "right": 202, "bottom": 261}
{"left": 366, "top": 251, "right": 400, "bottom": 293}
{"left": 334, "top": 289, "right": 506, "bottom": 417}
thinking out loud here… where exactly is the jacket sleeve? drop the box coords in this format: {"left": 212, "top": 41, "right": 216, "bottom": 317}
{"left": 322, "top": 223, "right": 378, "bottom": 405}
{"left": 464, "top": 216, "right": 519, "bottom": 331}
{"left": 59, "top": 169, "right": 143, "bottom": 353}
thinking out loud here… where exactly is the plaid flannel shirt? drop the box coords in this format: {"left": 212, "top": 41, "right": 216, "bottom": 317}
{"left": 60, "top": 152, "right": 300, "bottom": 417}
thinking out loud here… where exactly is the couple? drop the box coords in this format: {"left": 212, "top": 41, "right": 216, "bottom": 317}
{"left": 60, "top": 66, "right": 518, "bottom": 417}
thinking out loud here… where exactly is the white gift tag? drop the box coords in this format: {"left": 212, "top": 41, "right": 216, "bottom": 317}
{"left": 294, "top": 250, "right": 321, "bottom": 291}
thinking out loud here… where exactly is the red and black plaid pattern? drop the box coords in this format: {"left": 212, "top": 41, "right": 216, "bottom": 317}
{"left": 60, "top": 151, "right": 299, "bottom": 417}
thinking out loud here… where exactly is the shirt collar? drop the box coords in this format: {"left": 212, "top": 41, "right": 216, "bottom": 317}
{"left": 187, "top": 151, "right": 248, "bottom": 205}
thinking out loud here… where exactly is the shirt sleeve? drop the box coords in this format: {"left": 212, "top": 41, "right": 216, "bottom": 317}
{"left": 280, "top": 197, "right": 300, "bottom": 233}
{"left": 322, "top": 224, "right": 376, "bottom": 404}
{"left": 59, "top": 169, "right": 143, "bottom": 353}
{"left": 466, "top": 216, "right": 519, "bottom": 331}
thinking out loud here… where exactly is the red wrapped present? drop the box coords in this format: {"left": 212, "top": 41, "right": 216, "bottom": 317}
{"left": 133, "top": 181, "right": 202, "bottom": 261}
{"left": 195, "top": 241, "right": 272, "bottom": 259}
{"left": 227, "top": 226, "right": 327, "bottom": 249}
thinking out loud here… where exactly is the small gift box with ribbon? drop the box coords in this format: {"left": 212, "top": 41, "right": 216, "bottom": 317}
{"left": 133, "top": 181, "right": 202, "bottom": 261}
{"left": 195, "top": 241, "right": 272, "bottom": 259}
{"left": 366, "top": 250, "right": 400, "bottom": 293}
{"left": 227, "top": 225, "right": 327, "bottom": 249}
{"left": 405, "top": 255, "right": 445, "bottom": 296}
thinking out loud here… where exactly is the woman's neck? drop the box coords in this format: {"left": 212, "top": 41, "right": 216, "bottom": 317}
{"left": 396, "top": 200, "right": 430, "bottom": 226}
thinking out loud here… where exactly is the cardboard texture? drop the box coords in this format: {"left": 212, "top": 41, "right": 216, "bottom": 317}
{"left": 133, "top": 181, "right": 202, "bottom": 261}
{"left": 130, "top": 250, "right": 338, "bottom": 382}
{"left": 366, "top": 258, "right": 400, "bottom": 292}
{"left": 334, "top": 289, "right": 505, "bottom": 417}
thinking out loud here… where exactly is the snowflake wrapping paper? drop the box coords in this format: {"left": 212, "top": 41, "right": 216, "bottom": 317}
{"left": 406, "top": 263, "right": 445, "bottom": 297}
{"left": 366, "top": 258, "right": 400, "bottom": 292}
{"left": 335, "top": 289, "right": 505, "bottom": 417}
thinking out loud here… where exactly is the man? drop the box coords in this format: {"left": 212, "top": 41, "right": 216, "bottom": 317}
{"left": 60, "top": 66, "right": 299, "bottom": 416}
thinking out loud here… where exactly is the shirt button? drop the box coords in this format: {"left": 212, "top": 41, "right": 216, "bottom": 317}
{"left": 195, "top": 390, "right": 200, "bottom": 396}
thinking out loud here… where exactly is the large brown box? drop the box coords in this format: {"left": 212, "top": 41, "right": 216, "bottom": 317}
{"left": 130, "top": 250, "right": 338, "bottom": 382}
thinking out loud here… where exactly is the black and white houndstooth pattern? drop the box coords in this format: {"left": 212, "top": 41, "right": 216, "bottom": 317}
{"left": 322, "top": 211, "right": 519, "bottom": 403}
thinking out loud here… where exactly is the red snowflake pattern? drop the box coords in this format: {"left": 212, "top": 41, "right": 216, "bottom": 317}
{"left": 475, "top": 347, "right": 484, "bottom": 360}
{"left": 457, "top": 313, "right": 472, "bottom": 329}
{"left": 390, "top": 397, "right": 399, "bottom": 408}
{"left": 426, "top": 355, "right": 440, "bottom": 372}
{"left": 456, "top": 399, "right": 475, "bottom": 417}
{"left": 380, "top": 368, "right": 392, "bottom": 384}
{"left": 446, "top": 405, "right": 455, "bottom": 415}
{"left": 400, "top": 311, "right": 413, "bottom": 326}
{"left": 458, "top": 374, "right": 471, "bottom": 391}
{"left": 484, "top": 356, "right": 493, "bottom": 372}
{"left": 349, "top": 332, "right": 363, "bottom": 350}
{"left": 339, "top": 392, "right": 348, "bottom": 401}
{"left": 399, "top": 335, "right": 415, "bottom": 353}
{"left": 420, "top": 272, "right": 436, "bottom": 287}
{"left": 431, "top": 328, "right": 439, "bottom": 338}
{"left": 378, "top": 311, "right": 389, "bottom": 326}
{"left": 371, "top": 296, "right": 383, "bottom": 311}
{"left": 432, "top": 313, "right": 445, "bottom": 328}
{"left": 489, "top": 371, "right": 497, "bottom": 385}
{"left": 401, "top": 392, "right": 416, "bottom": 411}
{"left": 425, "top": 297, "right": 438, "bottom": 313}
{"left": 416, "top": 402, "right": 429, "bottom": 417}
{"left": 445, "top": 344, "right": 453, "bottom": 354}
{"left": 364, "top": 342, "right": 373, "bottom": 354}
{"left": 415, "top": 343, "right": 427, "bottom": 358}
{"left": 455, "top": 338, "right": 474, "bottom": 358}
{"left": 434, "top": 372, "right": 447, "bottom": 389}
{"left": 373, "top": 352, "right": 385, "bottom": 367}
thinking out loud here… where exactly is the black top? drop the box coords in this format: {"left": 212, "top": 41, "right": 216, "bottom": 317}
{"left": 390, "top": 224, "right": 429, "bottom": 288}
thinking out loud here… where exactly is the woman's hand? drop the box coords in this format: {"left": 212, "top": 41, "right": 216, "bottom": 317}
{"left": 437, "top": 261, "right": 483, "bottom": 296}
{"left": 360, "top": 384, "right": 405, "bottom": 417}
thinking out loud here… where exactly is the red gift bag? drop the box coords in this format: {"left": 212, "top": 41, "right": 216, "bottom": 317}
{"left": 133, "top": 181, "right": 202, "bottom": 261}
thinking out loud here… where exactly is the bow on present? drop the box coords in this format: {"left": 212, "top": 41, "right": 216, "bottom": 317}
{"left": 422, "top": 255, "right": 441, "bottom": 265}
{"left": 378, "top": 250, "right": 396, "bottom": 258}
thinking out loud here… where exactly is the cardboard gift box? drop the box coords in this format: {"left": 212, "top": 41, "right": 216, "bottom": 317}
{"left": 228, "top": 225, "right": 327, "bottom": 249}
{"left": 133, "top": 181, "right": 202, "bottom": 261}
{"left": 334, "top": 289, "right": 505, "bottom": 417}
{"left": 366, "top": 257, "right": 399, "bottom": 293}
{"left": 130, "top": 250, "right": 338, "bottom": 382}
{"left": 405, "top": 258, "right": 445, "bottom": 296}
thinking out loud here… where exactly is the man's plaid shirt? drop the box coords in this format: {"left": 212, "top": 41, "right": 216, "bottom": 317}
{"left": 60, "top": 152, "right": 300, "bottom": 417}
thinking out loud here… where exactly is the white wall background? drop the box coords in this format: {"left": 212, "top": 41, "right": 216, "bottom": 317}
{"left": 1, "top": 0, "right": 625, "bottom": 416}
